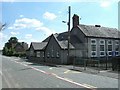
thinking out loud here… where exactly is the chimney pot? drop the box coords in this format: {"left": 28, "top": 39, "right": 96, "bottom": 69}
{"left": 95, "top": 25, "right": 101, "bottom": 27}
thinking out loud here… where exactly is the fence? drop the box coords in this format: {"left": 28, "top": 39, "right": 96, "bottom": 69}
{"left": 73, "top": 57, "right": 120, "bottom": 73}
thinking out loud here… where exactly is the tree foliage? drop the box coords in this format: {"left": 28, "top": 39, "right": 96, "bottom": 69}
{"left": 2, "top": 37, "right": 26, "bottom": 57}
{"left": 8, "top": 37, "right": 18, "bottom": 44}
{"left": 2, "top": 37, "right": 18, "bottom": 56}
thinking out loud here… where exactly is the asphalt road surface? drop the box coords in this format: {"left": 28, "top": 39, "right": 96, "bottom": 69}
{"left": 0, "top": 55, "right": 119, "bottom": 89}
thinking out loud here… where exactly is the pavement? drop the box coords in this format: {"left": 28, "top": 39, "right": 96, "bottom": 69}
{"left": 58, "top": 65, "right": 119, "bottom": 79}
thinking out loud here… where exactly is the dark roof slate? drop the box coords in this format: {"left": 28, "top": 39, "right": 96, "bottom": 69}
{"left": 43, "top": 31, "right": 82, "bottom": 49}
{"left": 58, "top": 40, "right": 75, "bottom": 49}
{"left": 78, "top": 24, "right": 120, "bottom": 39}
{"left": 53, "top": 33, "right": 75, "bottom": 49}
{"left": 31, "top": 42, "right": 47, "bottom": 50}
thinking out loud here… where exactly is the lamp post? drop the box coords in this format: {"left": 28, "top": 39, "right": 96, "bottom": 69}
{"left": 62, "top": 6, "right": 71, "bottom": 64}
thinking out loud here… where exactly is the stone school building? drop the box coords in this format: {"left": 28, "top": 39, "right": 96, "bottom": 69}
{"left": 26, "top": 14, "right": 120, "bottom": 64}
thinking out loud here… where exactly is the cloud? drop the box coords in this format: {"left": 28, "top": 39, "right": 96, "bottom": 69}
{"left": 30, "top": 39, "right": 39, "bottom": 42}
{"left": 18, "top": 39, "right": 24, "bottom": 42}
{"left": 0, "top": 32, "right": 7, "bottom": 40}
{"left": 10, "top": 31, "right": 19, "bottom": 35}
{"left": 1, "top": 0, "right": 15, "bottom": 2}
{"left": 0, "top": 33, "right": 4, "bottom": 40}
{"left": 25, "top": 34, "right": 32, "bottom": 39}
{"left": 36, "top": 27, "right": 55, "bottom": 36}
{"left": 20, "top": 15, "right": 24, "bottom": 18}
{"left": 43, "top": 12, "right": 57, "bottom": 20}
{"left": 8, "top": 17, "right": 55, "bottom": 36}
{"left": 8, "top": 18, "right": 43, "bottom": 30}
{"left": 58, "top": 11, "right": 62, "bottom": 14}
{"left": 99, "top": 1, "right": 113, "bottom": 8}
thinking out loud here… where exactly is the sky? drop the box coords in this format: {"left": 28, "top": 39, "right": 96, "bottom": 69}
{"left": 0, "top": 0, "right": 119, "bottom": 49}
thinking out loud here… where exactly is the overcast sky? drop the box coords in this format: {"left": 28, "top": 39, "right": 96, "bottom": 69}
{"left": 0, "top": 0, "right": 119, "bottom": 49}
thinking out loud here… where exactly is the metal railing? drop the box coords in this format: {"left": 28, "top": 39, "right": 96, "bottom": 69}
{"left": 73, "top": 57, "right": 120, "bottom": 73}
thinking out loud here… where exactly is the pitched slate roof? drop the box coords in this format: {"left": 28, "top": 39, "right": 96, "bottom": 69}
{"left": 31, "top": 42, "right": 47, "bottom": 50}
{"left": 56, "top": 32, "right": 68, "bottom": 41}
{"left": 52, "top": 34, "right": 74, "bottom": 49}
{"left": 43, "top": 31, "right": 82, "bottom": 49}
{"left": 43, "top": 33, "right": 59, "bottom": 42}
{"left": 78, "top": 24, "right": 120, "bottom": 39}
{"left": 58, "top": 40, "right": 75, "bottom": 49}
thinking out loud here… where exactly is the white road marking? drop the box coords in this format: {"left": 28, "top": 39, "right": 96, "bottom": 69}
{"left": 83, "top": 83, "right": 97, "bottom": 88}
{"left": 71, "top": 71, "right": 81, "bottom": 73}
{"left": 49, "top": 67, "right": 53, "bottom": 70}
{"left": 2, "top": 73, "right": 11, "bottom": 88}
{"left": 14, "top": 61, "right": 19, "bottom": 63}
{"left": 51, "top": 73, "right": 57, "bottom": 76}
{"left": 11, "top": 59, "right": 97, "bottom": 90}
{"left": 100, "top": 70, "right": 111, "bottom": 72}
{"left": 64, "top": 70, "right": 70, "bottom": 73}
{"left": 54, "top": 74, "right": 96, "bottom": 90}
{"left": 14, "top": 59, "right": 20, "bottom": 60}
{"left": 64, "top": 70, "right": 81, "bottom": 74}
{"left": 4, "top": 69, "right": 20, "bottom": 88}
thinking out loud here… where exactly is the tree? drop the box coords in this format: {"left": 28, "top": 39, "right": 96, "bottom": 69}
{"left": 2, "top": 37, "right": 18, "bottom": 56}
{"left": 8, "top": 37, "right": 18, "bottom": 44}
{"left": 5, "top": 42, "right": 11, "bottom": 49}
{"left": 2, "top": 47, "right": 8, "bottom": 55}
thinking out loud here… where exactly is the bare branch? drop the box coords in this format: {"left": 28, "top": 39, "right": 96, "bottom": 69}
{"left": 0, "top": 23, "right": 7, "bottom": 31}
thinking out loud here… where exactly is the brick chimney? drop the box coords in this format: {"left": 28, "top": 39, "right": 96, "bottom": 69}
{"left": 72, "top": 14, "right": 79, "bottom": 28}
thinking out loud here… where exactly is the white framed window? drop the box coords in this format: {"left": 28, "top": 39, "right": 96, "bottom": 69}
{"left": 30, "top": 50, "right": 34, "bottom": 56}
{"left": 91, "top": 51, "right": 97, "bottom": 57}
{"left": 47, "top": 52, "right": 50, "bottom": 58}
{"left": 56, "top": 52, "right": 60, "bottom": 58}
{"left": 108, "top": 51, "right": 112, "bottom": 56}
{"left": 115, "top": 40, "right": 119, "bottom": 56}
{"left": 51, "top": 49, "right": 54, "bottom": 58}
{"left": 36, "top": 51, "right": 40, "bottom": 57}
{"left": 91, "top": 45, "right": 96, "bottom": 51}
{"left": 115, "top": 52, "right": 119, "bottom": 56}
{"left": 43, "top": 52, "right": 44, "bottom": 57}
{"left": 107, "top": 40, "right": 113, "bottom": 56}
{"left": 91, "top": 39, "right": 97, "bottom": 57}
{"left": 99, "top": 40, "right": 105, "bottom": 56}
{"left": 91, "top": 39, "right": 96, "bottom": 45}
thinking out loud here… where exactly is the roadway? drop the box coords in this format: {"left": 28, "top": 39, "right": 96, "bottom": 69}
{"left": 0, "top": 55, "right": 118, "bottom": 89}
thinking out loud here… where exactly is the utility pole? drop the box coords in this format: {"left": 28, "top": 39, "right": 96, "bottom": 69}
{"left": 67, "top": 6, "right": 71, "bottom": 64}
{"left": 105, "top": 40, "right": 108, "bottom": 70}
